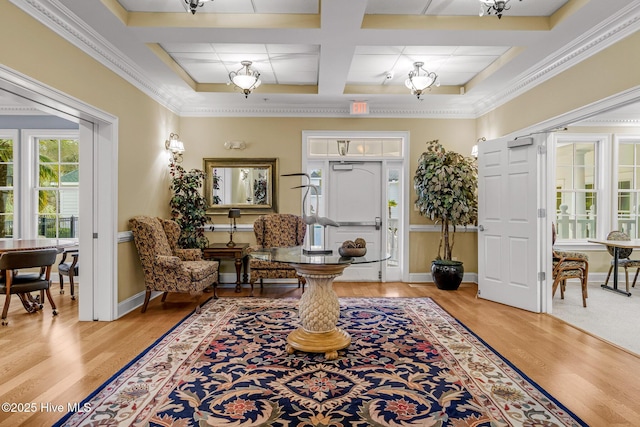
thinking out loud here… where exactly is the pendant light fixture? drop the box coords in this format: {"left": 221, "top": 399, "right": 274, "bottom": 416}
{"left": 479, "top": 0, "right": 522, "bottom": 19}
{"left": 405, "top": 62, "right": 439, "bottom": 100}
{"left": 184, "top": 0, "right": 214, "bottom": 15}
{"left": 228, "top": 61, "right": 262, "bottom": 98}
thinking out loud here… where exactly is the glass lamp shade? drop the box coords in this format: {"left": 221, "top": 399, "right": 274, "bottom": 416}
{"left": 232, "top": 74, "right": 261, "bottom": 90}
{"left": 229, "top": 61, "right": 262, "bottom": 98}
{"left": 168, "top": 138, "right": 184, "bottom": 153}
{"left": 405, "top": 62, "right": 439, "bottom": 98}
{"left": 405, "top": 75, "right": 435, "bottom": 91}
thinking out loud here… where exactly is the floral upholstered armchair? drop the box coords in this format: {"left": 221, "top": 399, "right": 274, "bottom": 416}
{"left": 129, "top": 216, "right": 219, "bottom": 313}
{"left": 551, "top": 223, "right": 589, "bottom": 307}
{"left": 248, "top": 214, "right": 306, "bottom": 296}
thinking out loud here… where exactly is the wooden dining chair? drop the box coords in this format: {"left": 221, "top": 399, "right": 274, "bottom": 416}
{"left": 551, "top": 223, "right": 589, "bottom": 307}
{"left": 58, "top": 247, "right": 79, "bottom": 300}
{"left": 0, "top": 248, "right": 60, "bottom": 325}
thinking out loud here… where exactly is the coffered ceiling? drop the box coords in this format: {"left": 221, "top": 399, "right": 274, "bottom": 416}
{"left": 7, "top": 0, "right": 640, "bottom": 118}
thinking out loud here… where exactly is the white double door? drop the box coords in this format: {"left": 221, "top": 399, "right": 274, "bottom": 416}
{"left": 326, "top": 161, "right": 383, "bottom": 281}
{"left": 477, "top": 135, "right": 550, "bottom": 313}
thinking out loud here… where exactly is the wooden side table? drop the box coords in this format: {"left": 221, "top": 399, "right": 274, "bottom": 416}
{"left": 203, "top": 243, "right": 249, "bottom": 292}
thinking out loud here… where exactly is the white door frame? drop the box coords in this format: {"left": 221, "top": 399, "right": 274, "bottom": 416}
{"left": 499, "top": 88, "right": 640, "bottom": 313}
{"left": 0, "top": 64, "right": 118, "bottom": 321}
{"left": 302, "top": 130, "right": 410, "bottom": 282}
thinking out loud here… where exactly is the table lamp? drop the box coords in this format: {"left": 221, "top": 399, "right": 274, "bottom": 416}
{"left": 227, "top": 208, "right": 241, "bottom": 247}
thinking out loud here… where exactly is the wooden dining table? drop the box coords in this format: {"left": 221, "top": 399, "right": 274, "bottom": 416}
{"left": 0, "top": 238, "right": 77, "bottom": 313}
{"left": 588, "top": 238, "right": 640, "bottom": 296}
{"left": 0, "top": 238, "right": 77, "bottom": 253}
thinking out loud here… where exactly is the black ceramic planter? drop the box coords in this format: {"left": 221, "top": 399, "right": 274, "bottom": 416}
{"left": 431, "top": 260, "right": 464, "bottom": 290}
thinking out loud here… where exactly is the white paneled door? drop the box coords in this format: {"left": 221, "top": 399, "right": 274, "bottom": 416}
{"left": 328, "top": 161, "right": 383, "bottom": 281}
{"left": 477, "top": 136, "right": 544, "bottom": 312}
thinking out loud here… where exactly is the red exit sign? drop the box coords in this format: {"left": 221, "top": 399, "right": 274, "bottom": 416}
{"left": 350, "top": 101, "right": 369, "bottom": 115}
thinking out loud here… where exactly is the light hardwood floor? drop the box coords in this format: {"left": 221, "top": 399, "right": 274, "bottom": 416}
{"left": 1, "top": 281, "right": 639, "bottom": 426}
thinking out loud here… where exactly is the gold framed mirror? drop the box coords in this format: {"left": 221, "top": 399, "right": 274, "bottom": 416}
{"left": 203, "top": 158, "right": 278, "bottom": 214}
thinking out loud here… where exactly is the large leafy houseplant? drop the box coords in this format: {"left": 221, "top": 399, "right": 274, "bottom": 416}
{"left": 169, "top": 163, "right": 209, "bottom": 249}
{"left": 414, "top": 140, "right": 477, "bottom": 288}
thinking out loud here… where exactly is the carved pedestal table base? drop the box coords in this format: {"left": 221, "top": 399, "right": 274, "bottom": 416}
{"left": 286, "top": 263, "right": 351, "bottom": 360}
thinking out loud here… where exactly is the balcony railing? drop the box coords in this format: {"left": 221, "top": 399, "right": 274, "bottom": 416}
{"left": 0, "top": 215, "right": 78, "bottom": 239}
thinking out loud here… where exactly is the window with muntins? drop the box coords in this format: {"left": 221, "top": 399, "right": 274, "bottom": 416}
{"left": 0, "top": 135, "right": 15, "bottom": 238}
{"left": 554, "top": 134, "right": 640, "bottom": 243}
{"left": 617, "top": 138, "right": 640, "bottom": 238}
{"left": 36, "top": 137, "right": 79, "bottom": 239}
{"left": 555, "top": 139, "right": 598, "bottom": 240}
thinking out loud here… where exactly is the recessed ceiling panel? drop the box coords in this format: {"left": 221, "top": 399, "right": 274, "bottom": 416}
{"left": 442, "top": 56, "right": 502, "bottom": 73}
{"left": 266, "top": 44, "right": 319, "bottom": 55}
{"left": 211, "top": 44, "right": 268, "bottom": 55}
{"left": 252, "top": 0, "right": 319, "bottom": 14}
{"left": 52, "top": 0, "right": 628, "bottom": 115}
{"left": 366, "top": 0, "right": 570, "bottom": 17}
{"left": 161, "top": 43, "right": 216, "bottom": 53}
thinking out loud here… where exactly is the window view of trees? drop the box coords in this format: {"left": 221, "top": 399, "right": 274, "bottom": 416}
{"left": 0, "top": 138, "right": 14, "bottom": 238}
{"left": 37, "top": 138, "right": 79, "bottom": 239}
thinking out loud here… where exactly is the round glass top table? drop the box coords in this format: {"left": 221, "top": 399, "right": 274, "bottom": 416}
{"left": 250, "top": 246, "right": 389, "bottom": 360}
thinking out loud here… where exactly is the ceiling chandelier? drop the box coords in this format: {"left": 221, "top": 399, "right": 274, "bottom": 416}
{"left": 184, "top": 0, "right": 213, "bottom": 15}
{"left": 405, "top": 62, "right": 439, "bottom": 100}
{"left": 479, "top": 0, "right": 522, "bottom": 19}
{"left": 228, "top": 61, "right": 262, "bottom": 98}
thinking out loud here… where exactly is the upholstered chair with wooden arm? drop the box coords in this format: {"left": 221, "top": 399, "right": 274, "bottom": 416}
{"left": 603, "top": 230, "right": 640, "bottom": 293}
{"left": 129, "top": 216, "right": 219, "bottom": 313}
{"left": 551, "top": 223, "right": 589, "bottom": 307}
{"left": 247, "top": 214, "right": 306, "bottom": 296}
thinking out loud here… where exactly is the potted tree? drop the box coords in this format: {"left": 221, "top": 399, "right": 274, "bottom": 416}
{"left": 414, "top": 139, "right": 478, "bottom": 290}
{"left": 169, "top": 163, "right": 209, "bottom": 249}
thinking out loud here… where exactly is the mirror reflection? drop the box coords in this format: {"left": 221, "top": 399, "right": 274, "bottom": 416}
{"left": 204, "top": 158, "right": 278, "bottom": 214}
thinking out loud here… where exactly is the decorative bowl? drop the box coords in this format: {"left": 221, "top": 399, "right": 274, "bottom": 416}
{"left": 338, "top": 247, "right": 366, "bottom": 257}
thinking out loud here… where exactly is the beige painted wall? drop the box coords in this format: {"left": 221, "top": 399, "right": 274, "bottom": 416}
{"left": 477, "top": 30, "right": 640, "bottom": 139}
{"left": 2, "top": 2, "right": 639, "bottom": 305}
{"left": 179, "top": 117, "right": 479, "bottom": 274}
{"left": 0, "top": 2, "right": 179, "bottom": 301}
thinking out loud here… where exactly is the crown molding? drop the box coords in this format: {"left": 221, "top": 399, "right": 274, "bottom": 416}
{"left": 0, "top": 105, "right": 43, "bottom": 115}
{"left": 573, "top": 118, "right": 640, "bottom": 127}
{"left": 12, "top": 0, "right": 640, "bottom": 119}
{"left": 474, "top": 2, "right": 640, "bottom": 117}
{"left": 9, "top": 0, "right": 184, "bottom": 115}
{"left": 179, "top": 104, "right": 477, "bottom": 118}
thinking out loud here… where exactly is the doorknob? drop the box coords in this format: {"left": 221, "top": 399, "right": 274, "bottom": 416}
{"left": 478, "top": 225, "right": 485, "bottom": 231}
{"left": 375, "top": 217, "right": 382, "bottom": 230}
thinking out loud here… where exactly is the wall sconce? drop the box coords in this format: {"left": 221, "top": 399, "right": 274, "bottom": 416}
{"left": 165, "top": 133, "right": 185, "bottom": 163}
{"left": 227, "top": 208, "right": 241, "bottom": 247}
{"left": 471, "top": 137, "right": 485, "bottom": 158}
{"left": 223, "top": 140, "right": 247, "bottom": 150}
{"left": 337, "top": 140, "right": 350, "bottom": 156}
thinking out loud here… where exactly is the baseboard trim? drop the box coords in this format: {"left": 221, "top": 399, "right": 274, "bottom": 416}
{"left": 115, "top": 272, "right": 626, "bottom": 318}
{"left": 408, "top": 272, "right": 478, "bottom": 284}
{"left": 117, "top": 289, "right": 163, "bottom": 318}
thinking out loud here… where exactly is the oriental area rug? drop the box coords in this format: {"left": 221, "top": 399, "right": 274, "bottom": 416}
{"left": 55, "top": 297, "right": 586, "bottom": 427}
